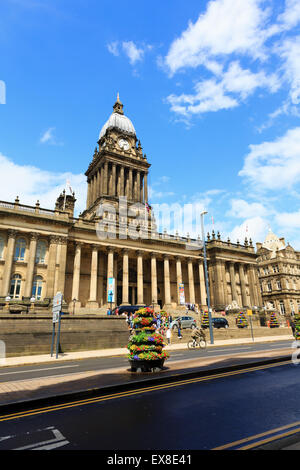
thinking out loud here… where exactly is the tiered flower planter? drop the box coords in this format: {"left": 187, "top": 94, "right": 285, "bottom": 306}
{"left": 127, "top": 307, "right": 169, "bottom": 372}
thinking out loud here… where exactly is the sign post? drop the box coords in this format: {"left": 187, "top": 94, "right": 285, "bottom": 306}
{"left": 247, "top": 309, "right": 254, "bottom": 342}
{"left": 51, "top": 292, "right": 63, "bottom": 358}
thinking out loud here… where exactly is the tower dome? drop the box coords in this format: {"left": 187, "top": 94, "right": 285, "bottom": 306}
{"left": 99, "top": 94, "right": 136, "bottom": 140}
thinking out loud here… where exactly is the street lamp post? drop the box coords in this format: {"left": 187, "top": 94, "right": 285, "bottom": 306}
{"left": 200, "top": 211, "right": 214, "bottom": 345}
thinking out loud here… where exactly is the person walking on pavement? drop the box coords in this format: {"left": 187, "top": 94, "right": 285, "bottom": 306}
{"left": 177, "top": 318, "right": 182, "bottom": 339}
{"left": 166, "top": 326, "right": 171, "bottom": 345}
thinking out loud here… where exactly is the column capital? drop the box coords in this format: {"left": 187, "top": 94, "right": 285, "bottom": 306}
{"left": 49, "top": 235, "right": 60, "bottom": 244}
{"left": 121, "top": 248, "right": 130, "bottom": 255}
{"left": 106, "top": 245, "right": 115, "bottom": 253}
{"left": 29, "top": 232, "right": 39, "bottom": 241}
{"left": 91, "top": 244, "right": 99, "bottom": 251}
{"left": 7, "top": 229, "right": 17, "bottom": 239}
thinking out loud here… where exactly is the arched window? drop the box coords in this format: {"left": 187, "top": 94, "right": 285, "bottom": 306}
{"left": 0, "top": 236, "right": 4, "bottom": 259}
{"left": 9, "top": 274, "right": 22, "bottom": 299}
{"left": 14, "top": 238, "right": 26, "bottom": 261}
{"left": 35, "top": 241, "right": 47, "bottom": 264}
{"left": 32, "top": 275, "right": 43, "bottom": 300}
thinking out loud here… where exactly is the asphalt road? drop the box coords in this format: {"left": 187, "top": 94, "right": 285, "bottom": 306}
{"left": 0, "top": 340, "right": 293, "bottom": 383}
{"left": 0, "top": 359, "right": 299, "bottom": 450}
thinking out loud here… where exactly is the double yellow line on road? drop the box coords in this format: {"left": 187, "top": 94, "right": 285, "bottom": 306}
{"left": 213, "top": 421, "right": 300, "bottom": 450}
{"left": 0, "top": 359, "right": 290, "bottom": 423}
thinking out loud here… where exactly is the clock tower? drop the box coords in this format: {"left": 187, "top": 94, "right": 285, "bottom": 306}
{"left": 82, "top": 94, "right": 151, "bottom": 224}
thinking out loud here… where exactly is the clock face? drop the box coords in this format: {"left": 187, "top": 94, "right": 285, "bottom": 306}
{"left": 118, "top": 138, "right": 129, "bottom": 150}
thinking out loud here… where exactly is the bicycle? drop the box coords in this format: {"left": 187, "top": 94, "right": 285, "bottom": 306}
{"left": 187, "top": 336, "right": 207, "bottom": 350}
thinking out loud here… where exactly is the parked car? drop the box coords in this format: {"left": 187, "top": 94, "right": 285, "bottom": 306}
{"left": 211, "top": 317, "right": 229, "bottom": 329}
{"left": 112, "top": 305, "right": 145, "bottom": 316}
{"left": 171, "top": 316, "right": 197, "bottom": 330}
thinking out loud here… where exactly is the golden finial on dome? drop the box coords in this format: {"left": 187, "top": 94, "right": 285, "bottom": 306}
{"left": 113, "top": 92, "right": 124, "bottom": 114}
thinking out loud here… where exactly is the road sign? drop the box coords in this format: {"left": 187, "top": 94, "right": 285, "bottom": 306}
{"left": 52, "top": 311, "right": 60, "bottom": 324}
{"left": 52, "top": 292, "right": 63, "bottom": 314}
{"left": 247, "top": 309, "right": 253, "bottom": 316}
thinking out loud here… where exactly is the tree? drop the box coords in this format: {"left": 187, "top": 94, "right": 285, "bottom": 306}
{"left": 127, "top": 307, "right": 169, "bottom": 372}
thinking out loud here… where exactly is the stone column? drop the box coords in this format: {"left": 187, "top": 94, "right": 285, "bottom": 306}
{"left": 112, "top": 164, "right": 116, "bottom": 196}
{"left": 70, "top": 242, "right": 82, "bottom": 310}
{"left": 151, "top": 253, "right": 158, "bottom": 306}
{"left": 56, "top": 237, "right": 68, "bottom": 296}
{"left": 45, "top": 236, "right": 58, "bottom": 300}
{"left": 213, "top": 261, "right": 225, "bottom": 308}
{"left": 87, "top": 245, "right": 99, "bottom": 308}
{"left": 140, "top": 172, "right": 143, "bottom": 203}
{"left": 239, "top": 263, "right": 248, "bottom": 307}
{"left": 129, "top": 169, "right": 133, "bottom": 200}
{"left": 163, "top": 255, "right": 171, "bottom": 307}
{"left": 137, "top": 251, "right": 144, "bottom": 305}
{"left": 176, "top": 257, "right": 183, "bottom": 305}
{"left": 104, "top": 161, "right": 108, "bottom": 195}
{"left": 24, "top": 233, "right": 38, "bottom": 298}
{"left": 144, "top": 173, "right": 148, "bottom": 204}
{"left": 96, "top": 169, "right": 101, "bottom": 199}
{"left": 198, "top": 261, "right": 207, "bottom": 307}
{"left": 188, "top": 258, "right": 196, "bottom": 304}
{"left": 120, "top": 166, "right": 125, "bottom": 197}
{"left": 86, "top": 180, "right": 91, "bottom": 208}
{"left": 229, "top": 262, "right": 238, "bottom": 304}
{"left": 221, "top": 261, "right": 228, "bottom": 307}
{"left": 1, "top": 230, "right": 17, "bottom": 296}
{"left": 122, "top": 249, "right": 130, "bottom": 305}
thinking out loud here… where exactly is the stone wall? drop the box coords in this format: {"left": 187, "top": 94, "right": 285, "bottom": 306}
{"left": 0, "top": 314, "right": 129, "bottom": 357}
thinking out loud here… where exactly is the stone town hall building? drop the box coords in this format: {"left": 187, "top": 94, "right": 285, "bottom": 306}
{"left": 0, "top": 96, "right": 262, "bottom": 314}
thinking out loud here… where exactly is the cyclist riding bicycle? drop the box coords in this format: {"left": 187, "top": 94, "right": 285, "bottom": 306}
{"left": 191, "top": 326, "right": 206, "bottom": 341}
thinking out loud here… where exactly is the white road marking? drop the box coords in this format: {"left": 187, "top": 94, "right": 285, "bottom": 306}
{"left": 12, "top": 428, "right": 69, "bottom": 450}
{"left": 0, "top": 365, "right": 79, "bottom": 376}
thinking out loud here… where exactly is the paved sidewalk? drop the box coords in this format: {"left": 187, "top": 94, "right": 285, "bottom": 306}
{"left": 0, "top": 335, "right": 293, "bottom": 408}
{"left": 1, "top": 334, "right": 293, "bottom": 367}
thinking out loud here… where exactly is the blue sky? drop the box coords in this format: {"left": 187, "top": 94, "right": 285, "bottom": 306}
{"left": 1, "top": 0, "right": 300, "bottom": 248}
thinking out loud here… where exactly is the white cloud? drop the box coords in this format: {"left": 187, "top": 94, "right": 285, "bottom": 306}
{"left": 164, "top": 0, "right": 270, "bottom": 76}
{"left": 166, "top": 61, "right": 279, "bottom": 117}
{"left": 107, "top": 40, "right": 152, "bottom": 66}
{"left": 0, "top": 152, "right": 86, "bottom": 215}
{"left": 277, "top": 0, "right": 300, "bottom": 30}
{"left": 230, "top": 216, "right": 269, "bottom": 244}
{"left": 166, "top": 78, "right": 238, "bottom": 116}
{"left": 228, "top": 199, "right": 269, "bottom": 219}
{"left": 275, "top": 36, "right": 300, "bottom": 105}
{"left": 275, "top": 210, "right": 300, "bottom": 229}
{"left": 107, "top": 41, "right": 119, "bottom": 57}
{"left": 239, "top": 127, "right": 300, "bottom": 190}
{"left": 39, "top": 127, "right": 63, "bottom": 146}
{"left": 122, "top": 41, "right": 146, "bottom": 65}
